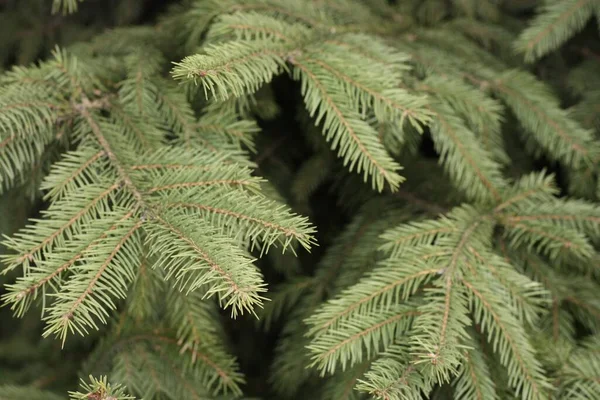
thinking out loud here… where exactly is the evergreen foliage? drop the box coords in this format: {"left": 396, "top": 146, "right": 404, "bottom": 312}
{"left": 1, "top": 0, "right": 599, "bottom": 399}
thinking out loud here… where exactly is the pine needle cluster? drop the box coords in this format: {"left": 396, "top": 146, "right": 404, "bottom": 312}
{"left": 1, "top": 1, "right": 599, "bottom": 399}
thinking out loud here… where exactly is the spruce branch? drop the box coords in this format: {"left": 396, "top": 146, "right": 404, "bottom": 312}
{"left": 497, "top": 199, "right": 600, "bottom": 238}
{"left": 172, "top": 10, "right": 433, "bottom": 191}
{"left": 2, "top": 2, "right": 600, "bottom": 399}
{"left": 69, "top": 376, "right": 136, "bottom": 400}
{"left": 427, "top": 100, "right": 507, "bottom": 203}
{"left": 490, "top": 70, "right": 597, "bottom": 169}
{"left": 409, "top": 277, "right": 471, "bottom": 384}
{"left": 109, "top": 104, "right": 164, "bottom": 152}
{"left": 499, "top": 217, "right": 594, "bottom": 264}
{"left": 356, "top": 340, "right": 432, "bottom": 400}
{"left": 494, "top": 172, "right": 558, "bottom": 213}
{"left": 308, "top": 305, "right": 418, "bottom": 375}
{"left": 167, "top": 193, "right": 315, "bottom": 255}
{"left": 417, "top": 76, "right": 509, "bottom": 165}
{"left": 40, "top": 146, "right": 107, "bottom": 201}
{"left": 306, "top": 248, "right": 444, "bottom": 336}
{"left": 462, "top": 275, "right": 551, "bottom": 400}
{"left": 77, "top": 108, "right": 149, "bottom": 209}
{"left": 147, "top": 212, "right": 265, "bottom": 311}
{"left": 453, "top": 333, "right": 499, "bottom": 400}
{"left": 2, "top": 182, "right": 120, "bottom": 269}
{"left": 1, "top": 46, "right": 315, "bottom": 345}
{"left": 2, "top": 210, "right": 133, "bottom": 318}
{"left": 379, "top": 218, "right": 458, "bottom": 257}
{"left": 166, "top": 289, "right": 244, "bottom": 395}
{"left": 291, "top": 59, "right": 405, "bottom": 191}
{"left": 125, "top": 251, "right": 163, "bottom": 321}
{"left": 0, "top": 83, "right": 64, "bottom": 192}
{"left": 306, "top": 168, "right": 594, "bottom": 398}
{"left": 172, "top": 40, "right": 289, "bottom": 101}
{"left": 42, "top": 214, "right": 143, "bottom": 344}
{"left": 467, "top": 247, "right": 547, "bottom": 325}
{"left": 514, "top": 0, "right": 598, "bottom": 62}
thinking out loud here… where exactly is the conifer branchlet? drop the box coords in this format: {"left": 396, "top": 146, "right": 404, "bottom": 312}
{"left": 1, "top": 1, "right": 599, "bottom": 399}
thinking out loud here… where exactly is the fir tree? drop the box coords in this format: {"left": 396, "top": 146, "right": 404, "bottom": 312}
{"left": 1, "top": 1, "right": 600, "bottom": 399}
